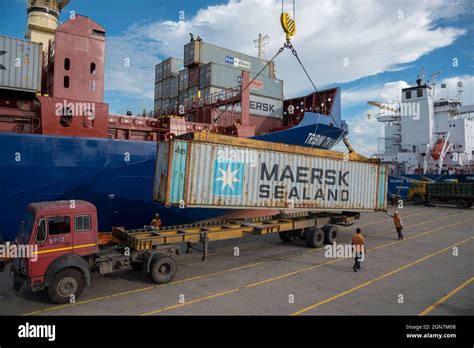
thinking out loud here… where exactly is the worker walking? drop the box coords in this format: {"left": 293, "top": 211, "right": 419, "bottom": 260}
{"left": 386, "top": 210, "right": 404, "bottom": 240}
{"left": 351, "top": 228, "right": 365, "bottom": 272}
{"left": 150, "top": 213, "right": 162, "bottom": 229}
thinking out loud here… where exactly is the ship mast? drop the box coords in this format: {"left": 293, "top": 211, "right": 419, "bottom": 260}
{"left": 25, "top": 0, "right": 70, "bottom": 51}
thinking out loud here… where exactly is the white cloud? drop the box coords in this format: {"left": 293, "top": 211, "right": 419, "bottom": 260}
{"left": 342, "top": 81, "right": 410, "bottom": 106}
{"left": 104, "top": 0, "right": 466, "bottom": 102}
{"left": 435, "top": 75, "right": 474, "bottom": 104}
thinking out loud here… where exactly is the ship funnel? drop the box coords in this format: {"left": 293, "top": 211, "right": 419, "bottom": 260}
{"left": 25, "top": 0, "right": 70, "bottom": 51}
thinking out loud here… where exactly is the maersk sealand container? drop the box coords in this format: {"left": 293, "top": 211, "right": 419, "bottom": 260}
{"left": 154, "top": 133, "right": 388, "bottom": 211}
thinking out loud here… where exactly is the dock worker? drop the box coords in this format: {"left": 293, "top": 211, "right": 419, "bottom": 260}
{"left": 351, "top": 228, "right": 365, "bottom": 272}
{"left": 150, "top": 214, "right": 161, "bottom": 229}
{"left": 386, "top": 210, "right": 404, "bottom": 240}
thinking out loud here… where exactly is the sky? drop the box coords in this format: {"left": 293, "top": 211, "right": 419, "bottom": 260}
{"left": 1, "top": 0, "right": 473, "bottom": 155}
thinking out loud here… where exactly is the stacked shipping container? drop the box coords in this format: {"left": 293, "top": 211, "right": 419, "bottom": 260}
{"left": 154, "top": 57, "right": 183, "bottom": 115}
{"left": 154, "top": 40, "right": 284, "bottom": 119}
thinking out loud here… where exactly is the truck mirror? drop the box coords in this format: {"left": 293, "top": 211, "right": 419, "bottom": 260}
{"left": 36, "top": 218, "right": 47, "bottom": 243}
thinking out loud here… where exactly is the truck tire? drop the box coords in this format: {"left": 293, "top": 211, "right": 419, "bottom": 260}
{"left": 323, "top": 225, "right": 339, "bottom": 244}
{"left": 304, "top": 227, "right": 324, "bottom": 248}
{"left": 149, "top": 255, "right": 177, "bottom": 284}
{"left": 456, "top": 199, "right": 469, "bottom": 209}
{"left": 47, "top": 268, "right": 85, "bottom": 304}
{"left": 413, "top": 194, "right": 424, "bottom": 206}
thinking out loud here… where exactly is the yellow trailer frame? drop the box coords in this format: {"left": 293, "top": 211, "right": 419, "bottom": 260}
{"left": 112, "top": 211, "right": 360, "bottom": 260}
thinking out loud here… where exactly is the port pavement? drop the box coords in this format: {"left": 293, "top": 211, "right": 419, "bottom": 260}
{"left": 0, "top": 205, "right": 472, "bottom": 316}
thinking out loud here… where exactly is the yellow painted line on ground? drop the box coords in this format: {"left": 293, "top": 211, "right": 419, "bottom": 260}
{"left": 140, "top": 218, "right": 472, "bottom": 316}
{"left": 339, "top": 208, "right": 437, "bottom": 231}
{"left": 23, "top": 261, "right": 265, "bottom": 316}
{"left": 418, "top": 276, "right": 474, "bottom": 316}
{"left": 23, "top": 210, "right": 463, "bottom": 316}
{"left": 371, "top": 212, "right": 458, "bottom": 237}
{"left": 291, "top": 236, "right": 474, "bottom": 316}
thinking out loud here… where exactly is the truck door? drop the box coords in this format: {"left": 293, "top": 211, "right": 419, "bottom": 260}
{"left": 72, "top": 213, "right": 98, "bottom": 256}
{"left": 30, "top": 214, "right": 73, "bottom": 280}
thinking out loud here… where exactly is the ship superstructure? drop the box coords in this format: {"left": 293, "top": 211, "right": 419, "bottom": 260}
{"left": 373, "top": 71, "right": 474, "bottom": 175}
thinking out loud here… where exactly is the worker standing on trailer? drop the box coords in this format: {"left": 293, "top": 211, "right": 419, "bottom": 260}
{"left": 386, "top": 211, "right": 404, "bottom": 240}
{"left": 351, "top": 228, "right": 365, "bottom": 272}
{"left": 150, "top": 214, "right": 162, "bottom": 229}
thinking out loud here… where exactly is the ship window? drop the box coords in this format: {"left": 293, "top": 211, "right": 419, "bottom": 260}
{"left": 75, "top": 215, "right": 91, "bottom": 232}
{"left": 60, "top": 107, "right": 72, "bottom": 127}
{"left": 64, "top": 75, "right": 70, "bottom": 88}
{"left": 406, "top": 91, "right": 411, "bottom": 99}
{"left": 83, "top": 108, "right": 95, "bottom": 128}
{"left": 48, "top": 216, "right": 71, "bottom": 235}
{"left": 64, "top": 58, "right": 70, "bottom": 71}
{"left": 92, "top": 29, "right": 106, "bottom": 37}
{"left": 90, "top": 62, "right": 96, "bottom": 75}
{"left": 417, "top": 89, "right": 423, "bottom": 97}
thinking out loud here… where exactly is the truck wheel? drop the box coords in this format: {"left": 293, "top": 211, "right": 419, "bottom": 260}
{"left": 413, "top": 194, "right": 424, "bottom": 205}
{"left": 456, "top": 199, "right": 469, "bottom": 209}
{"left": 323, "top": 225, "right": 339, "bottom": 244}
{"left": 304, "top": 227, "right": 324, "bottom": 248}
{"left": 149, "top": 256, "right": 177, "bottom": 284}
{"left": 47, "top": 268, "right": 85, "bottom": 304}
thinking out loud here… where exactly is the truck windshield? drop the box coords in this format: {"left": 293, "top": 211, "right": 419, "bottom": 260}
{"left": 16, "top": 211, "right": 35, "bottom": 244}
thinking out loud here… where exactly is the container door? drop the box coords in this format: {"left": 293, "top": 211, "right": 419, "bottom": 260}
{"left": 169, "top": 141, "right": 188, "bottom": 204}
{"left": 376, "top": 166, "right": 388, "bottom": 211}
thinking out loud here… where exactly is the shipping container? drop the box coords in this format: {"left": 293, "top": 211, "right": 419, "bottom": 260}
{"left": 162, "top": 57, "right": 183, "bottom": 79}
{"left": 154, "top": 99, "right": 161, "bottom": 113}
{"left": 0, "top": 36, "right": 42, "bottom": 93}
{"left": 155, "top": 62, "right": 163, "bottom": 82}
{"left": 178, "top": 89, "right": 189, "bottom": 106}
{"left": 154, "top": 133, "right": 388, "bottom": 211}
{"left": 169, "top": 97, "right": 179, "bottom": 113}
{"left": 162, "top": 78, "right": 171, "bottom": 99}
{"left": 198, "top": 86, "right": 283, "bottom": 118}
{"left": 154, "top": 81, "right": 162, "bottom": 100}
{"left": 199, "top": 62, "right": 283, "bottom": 99}
{"left": 169, "top": 76, "right": 179, "bottom": 98}
{"left": 184, "top": 40, "right": 271, "bottom": 76}
{"left": 178, "top": 68, "right": 188, "bottom": 91}
{"left": 188, "top": 65, "right": 200, "bottom": 87}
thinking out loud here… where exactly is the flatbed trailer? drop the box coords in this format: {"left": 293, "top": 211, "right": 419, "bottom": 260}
{"left": 7, "top": 200, "right": 359, "bottom": 304}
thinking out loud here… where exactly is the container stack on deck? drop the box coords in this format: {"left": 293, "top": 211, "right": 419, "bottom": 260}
{"left": 154, "top": 40, "right": 284, "bottom": 122}
{"left": 155, "top": 57, "right": 183, "bottom": 115}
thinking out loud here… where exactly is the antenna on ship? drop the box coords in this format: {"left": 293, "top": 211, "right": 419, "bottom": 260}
{"left": 254, "top": 33, "right": 270, "bottom": 60}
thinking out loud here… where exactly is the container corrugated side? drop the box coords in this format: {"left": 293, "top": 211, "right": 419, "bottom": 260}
{"left": 154, "top": 138, "right": 388, "bottom": 211}
{"left": 0, "top": 36, "right": 42, "bottom": 93}
{"left": 155, "top": 62, "right": 163, "bottom": 81}
{"left": 200, "top": 86, "right": 283, "bottom": 118}
{"left": 162, "top": 57, "right": 183, "bottom": 79}
{"left": 184, "top": 41, "right": 270, "bottom": 76}
{"left": 199, "top": 62, "right": 283, "bottom": 99}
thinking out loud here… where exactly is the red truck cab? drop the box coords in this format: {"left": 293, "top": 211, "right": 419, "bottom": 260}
{"left": 11, "top": 200, "right": 98, "bottom": 302}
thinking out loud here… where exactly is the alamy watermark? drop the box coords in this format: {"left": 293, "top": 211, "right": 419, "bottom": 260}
{"left": 0, "top": 242, "right": 38, "bottom": 262}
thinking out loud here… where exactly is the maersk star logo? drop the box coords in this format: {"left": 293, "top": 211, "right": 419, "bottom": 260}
{"left": 212, "top": 160, "right": 244, "bottom": 196}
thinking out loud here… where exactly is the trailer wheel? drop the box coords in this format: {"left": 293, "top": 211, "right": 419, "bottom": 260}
{"left": 413, "top": 194, "right": 424, "bottom": 205}
{"left": 149, "top": 256, "right": 177, "bottom": 284}
{"left": 304, "top": 227, "right": 324, "bottom": 248}
{"left": 47, "top": 268, "right": 85, "bottom": 304}
{"left": 323, "top": 225, "right": 339, "bottom": 244}
{"left": 456, "top": 199, "right": 469, "bottom": 209}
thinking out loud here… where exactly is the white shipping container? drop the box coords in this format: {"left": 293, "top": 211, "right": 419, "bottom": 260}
{"left": 0, "top": 36, "right": 42, "bottom": 93}
{"left": 154, "top": 134, "right": 388, "bottom": 211}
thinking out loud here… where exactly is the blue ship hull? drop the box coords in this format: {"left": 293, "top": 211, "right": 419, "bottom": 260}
{"left": 0, "top": 117, "right": 347, "bottom": 241}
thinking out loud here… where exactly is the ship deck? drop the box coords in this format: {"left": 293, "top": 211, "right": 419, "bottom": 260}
{"left": 0, "top": 204, "right": 472, "bottom": 316}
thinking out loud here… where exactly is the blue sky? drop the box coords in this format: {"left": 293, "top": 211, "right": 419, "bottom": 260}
{"left": 2, "top": 0, "right": 473, "bottom": 155}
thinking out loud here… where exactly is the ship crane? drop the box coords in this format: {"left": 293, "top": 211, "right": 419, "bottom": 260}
{"left": 367, "top": 101, "right": 399, "bottom": 114}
